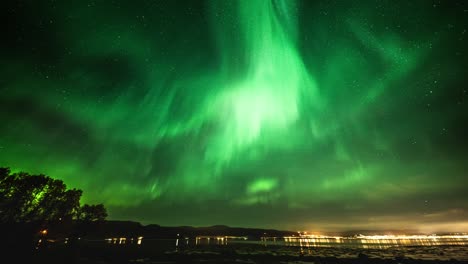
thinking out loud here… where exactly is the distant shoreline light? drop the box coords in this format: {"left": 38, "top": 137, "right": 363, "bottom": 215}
{"left": 290, "top": 234, "right": 468, "bottom": 239}
{"left": 280, "top": 234, "right": 468, "bottom": 248}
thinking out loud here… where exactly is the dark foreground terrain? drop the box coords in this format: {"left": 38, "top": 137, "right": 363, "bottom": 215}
{"left": 2, "top": 222, "right": 467, "bottom": 263}
{"left": 6, "top": 241, "right": 468, "bottom": 264}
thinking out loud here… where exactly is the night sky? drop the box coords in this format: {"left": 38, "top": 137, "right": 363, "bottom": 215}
{"left": 1, "top": 0, "right": 467, "bottom": 233}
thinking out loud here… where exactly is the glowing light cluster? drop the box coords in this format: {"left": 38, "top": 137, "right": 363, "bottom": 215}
{"left": 282, "top": 234, "right": 468, "bottom": 248}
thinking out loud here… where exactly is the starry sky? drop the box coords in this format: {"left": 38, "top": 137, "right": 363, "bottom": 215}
{"left": 1, "top": 0, "right": 467, "bottom": 233}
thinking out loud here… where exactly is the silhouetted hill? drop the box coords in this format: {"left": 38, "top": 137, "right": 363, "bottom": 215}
{"left": 45, "top": 220, "right": 297, "bottom": 239}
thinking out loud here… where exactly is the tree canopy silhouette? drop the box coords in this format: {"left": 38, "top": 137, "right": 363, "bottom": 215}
{"left": 0, "top": 167, "right": 107, "bottom": 223}
{"left": 78, "top": 204, "right": 108, "bottom": 222}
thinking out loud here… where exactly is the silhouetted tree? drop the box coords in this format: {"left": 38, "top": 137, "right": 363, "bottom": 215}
{"left": 78, "top": 204, "right": 108, "bottom": 222}
{"left": 0, "top": 167, "right": 9, "bottom": 181}
{"left": 0, "top": 167, "right": 106, "bottom": 223}
{"left": 0, "top": 167, "right": 109, "bottom": 255}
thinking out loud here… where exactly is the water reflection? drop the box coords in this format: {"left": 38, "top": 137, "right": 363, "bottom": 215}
{"left": 194, "top": 236, "right": 248, "bottom": 246}
{"left": 282, "top": 234, "right": 468, "bottom": 249}
{"left": 105, "top": 237, "right": 143, "bottom": 245}
{"left": 98, "top": 234, "right": 468, "bottom": 249}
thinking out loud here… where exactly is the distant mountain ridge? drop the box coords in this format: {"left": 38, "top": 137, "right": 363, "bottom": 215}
{"left": 45, "top": 220, "right": 298, "bottom": 239}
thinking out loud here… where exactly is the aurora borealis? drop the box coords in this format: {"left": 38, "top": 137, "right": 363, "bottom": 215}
{"left": 1, "top": 0, "right": 467, "bottom": 232}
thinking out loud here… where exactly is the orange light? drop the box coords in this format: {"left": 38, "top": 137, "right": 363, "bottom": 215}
{"left": 40, "top": 229, "right": 48, "bottom": 235}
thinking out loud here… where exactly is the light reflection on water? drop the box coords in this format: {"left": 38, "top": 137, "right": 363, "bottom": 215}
{"left": 100, "top": 234, "right": 468, "bottom": 249}
{"left": 281, "top": 235, "right": 468, "bottom": 249}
